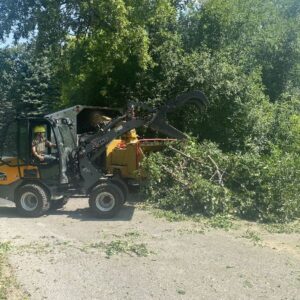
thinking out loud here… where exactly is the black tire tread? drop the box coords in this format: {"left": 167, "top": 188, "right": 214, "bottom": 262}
{"left": 15, "top": 184, "right": 50, "bottom": 218}
{"left": 111, "top": 177, "right": 129, "bottom": 203}
{"left": 89, "top": 182, "right": 123, "bottom": 218}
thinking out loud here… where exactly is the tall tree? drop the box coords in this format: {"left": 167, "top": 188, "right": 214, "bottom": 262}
{"left": 0, "top": 45, "right": 60, "bottom": 132}
{"left": 179, "top": 0, "right": 300, "bottom": 101}
{"left": 0, "top": 48, "right": 15, "bottom": 130}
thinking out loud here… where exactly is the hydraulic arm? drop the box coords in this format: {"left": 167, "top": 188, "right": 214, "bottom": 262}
{"left": 78, "top": 90, "right": 207, "bottom": 190}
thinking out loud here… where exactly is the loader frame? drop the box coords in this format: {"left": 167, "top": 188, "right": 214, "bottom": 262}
{"left": 0, "top": 91, "right": 207, "bottom": 218}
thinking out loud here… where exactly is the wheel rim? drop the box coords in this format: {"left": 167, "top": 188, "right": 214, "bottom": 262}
{"left": 95, "top": 192, "right": 115, "bottom": 212}
{"left": 20, "top": 192, "right": 38, "bottom": 211}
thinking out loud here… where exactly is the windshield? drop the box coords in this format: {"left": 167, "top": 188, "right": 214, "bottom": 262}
{"left": 0, "top": 121, "right": 18, "bottom": 159}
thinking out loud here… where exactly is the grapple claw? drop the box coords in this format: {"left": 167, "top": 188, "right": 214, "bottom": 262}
{"left": 148, "top": 90, "right": 207, "bottom": 139}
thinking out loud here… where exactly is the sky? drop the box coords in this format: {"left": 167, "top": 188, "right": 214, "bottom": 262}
{"left": 0, "top": 33, "right": 27, "bottom": 48}
{"left": 0, "top": 34, "right": 13, "bottom": 48}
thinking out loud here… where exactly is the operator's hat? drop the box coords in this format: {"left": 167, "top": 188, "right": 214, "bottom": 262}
{"left": 33, "top": 125, "right": 46, "bottom": 133}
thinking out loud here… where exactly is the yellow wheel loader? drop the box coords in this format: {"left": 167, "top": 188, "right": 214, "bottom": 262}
{"left": 0, "top": 91, "right": 207, "bottom": 218}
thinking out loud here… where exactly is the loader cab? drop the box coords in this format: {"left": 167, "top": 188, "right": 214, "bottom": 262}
{"left": 0, "top": 118, "right": 61, "bottom": 184}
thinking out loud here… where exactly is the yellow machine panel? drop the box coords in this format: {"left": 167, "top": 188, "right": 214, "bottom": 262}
{"left": 0, "top": 157, "right": 39, "bottom": 185}
{"left": 106, "top": 139, "right": 142, "bottom": 179}
{"left": 106, "top": 129, "right": 174, "bottom": 180}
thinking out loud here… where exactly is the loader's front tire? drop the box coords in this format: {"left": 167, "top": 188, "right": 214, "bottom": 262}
{"left": 15, "top": 184, "right": 50, "bottom": 217}
{"left": 111, "top": 177, "right": 129, "bottom": 203}
{"left": 89, "top": 183, "right": 123, "bottom": 218}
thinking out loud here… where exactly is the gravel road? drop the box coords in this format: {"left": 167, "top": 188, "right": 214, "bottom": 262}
{"left": 0, "top": 197, "right": 299, "bottom": 300}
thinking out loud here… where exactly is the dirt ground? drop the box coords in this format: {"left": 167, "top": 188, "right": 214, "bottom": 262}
{"left": 0, "top": 197, "right": 299, "bottom": 300}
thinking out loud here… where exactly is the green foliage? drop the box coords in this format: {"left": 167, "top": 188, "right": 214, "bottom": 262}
{"left": 0, "top": 242, "right": 11, "bottom": 254}
{"left": 270, "top": 97, "right": 300, "bottom": 153}
{"left": 12, "top": 51, "right": 60, "bottom": 116}
{"left": 0, "top": 0, "right": 178, "bottom": 108}
{"left": 178, "top": 53, "right": 273, "bottom": 152}
{"left": 264, "top": 221, "right": 300, "bottom": 234}
{"left": 142, "top": 140, "right": 300, "bottom": 223}
{"left": 2, "top": 0, "right": 299, "bottom": 111}
{"left": 142, "top": 140, "right": 234, "bottom": 217}
{"left": 181, "top": 0, "right": 300, "bottom": 102}
{"left": 0, "top": 45, "right": 60, "bottom": 130}
{"left": 0, "top": 242, "right": 12, "bottom": 299}
{"left": 105, "top": 240, "right": 149, "bottom": 257}
{"left": 206, "top": 215, "right": 236, "bottom": 231}
{"left": 241, "top": 230, "right": 262, "bottom": 246}
{"left": 0, "top": 0, "right": 298, "bottom": 224}
{"left": 227, "top": 149, "right": 300, "bottom": 222}
{"left": 0, "top": 48, "right": 16, "bottom": 130}
{"left": 59, "top": 0, "right": 162, "bottom": 106}
{"left": 150, "top": 208, "right": 189, "bottom": 222}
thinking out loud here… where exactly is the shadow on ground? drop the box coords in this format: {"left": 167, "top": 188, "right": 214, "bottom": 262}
{"left": 52, "top": 203, "right": 136, "bottom": 222}
{"left": 0, "top": 198, "right": 136, "bottom": 221}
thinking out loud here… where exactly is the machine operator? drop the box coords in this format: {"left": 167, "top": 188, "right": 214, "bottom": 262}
{"left": 32, "top": 125, "right": 57, "bottom": 163}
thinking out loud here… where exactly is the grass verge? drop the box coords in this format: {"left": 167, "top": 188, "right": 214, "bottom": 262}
{"left": 139, "top": 203, "right": 299, "bottom": 234}
{"left": 0, "top": 242, "right": 27, "bottom": 300}
{"left": 0, "top": 242, "right": 12, "bottom": 299}
{"left": 263, "top": 221, "right": 300, "bottom": 234}
{"left": 139, "top": 203, "right": 239, "bottom": 231}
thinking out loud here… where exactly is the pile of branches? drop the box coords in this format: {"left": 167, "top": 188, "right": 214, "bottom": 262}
{"left": 142, "top": 139, "right": 300, "bottom": 223}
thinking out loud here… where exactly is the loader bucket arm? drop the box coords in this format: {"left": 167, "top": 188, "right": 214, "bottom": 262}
{"left": 78, "top": 90, "right": 207, "bottom": 190}
{"left": 81, "top": 90, "right": 207, "bottom": 159}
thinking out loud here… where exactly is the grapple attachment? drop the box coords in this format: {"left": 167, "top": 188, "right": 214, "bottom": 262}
{"left": 146, "top": 90, "right": 208, "bottom": 139}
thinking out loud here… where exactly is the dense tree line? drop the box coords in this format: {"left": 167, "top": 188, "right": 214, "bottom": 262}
{"left": 0, "top": 0, "right": 299, "bottom": 221}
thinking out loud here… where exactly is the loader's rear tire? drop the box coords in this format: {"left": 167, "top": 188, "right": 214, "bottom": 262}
{"left": 50, "top": 197, "right": 69, "bottom": 210}
{"left": 15, "top": 184, "right": 50, "bottom": 217}
{"left": 89, "top": 183, "right": 123, "bottom": 218}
